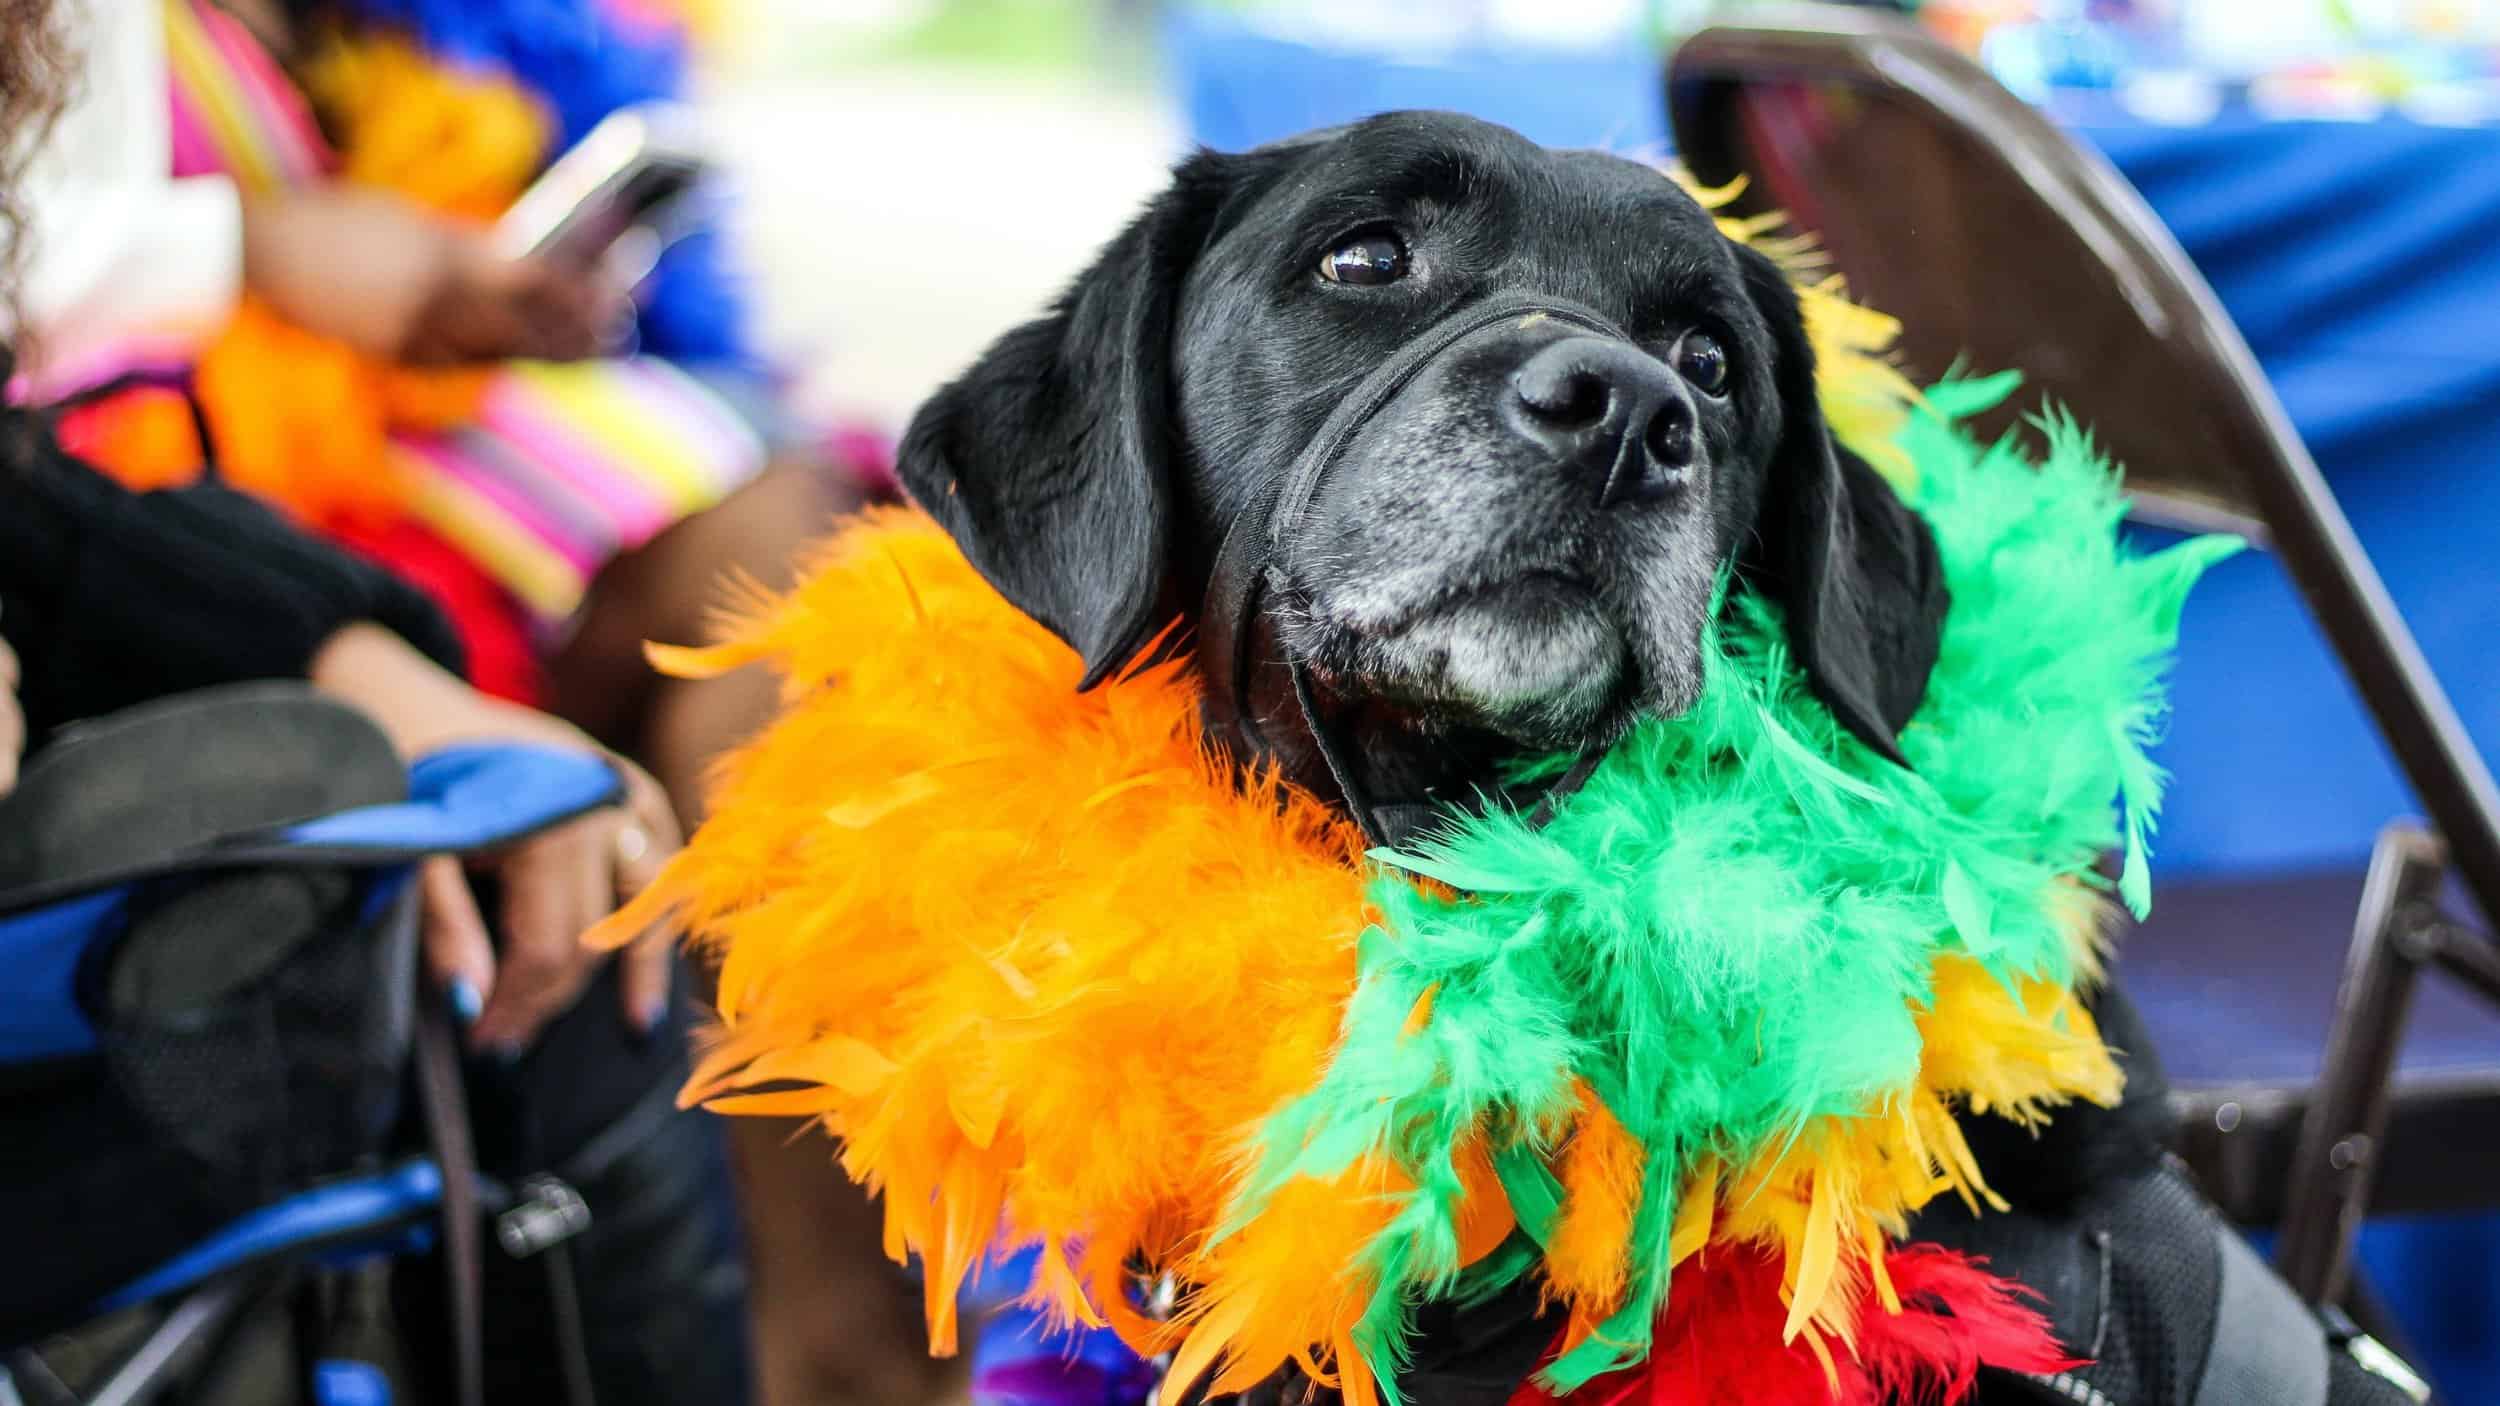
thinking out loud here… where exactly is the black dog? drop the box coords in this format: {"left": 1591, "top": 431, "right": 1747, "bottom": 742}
{"left": 895, "top": 112, "right": 2416, "bottom": 1406}
{"left": 901, "top": 110, "right": 1942, "bottom": 829}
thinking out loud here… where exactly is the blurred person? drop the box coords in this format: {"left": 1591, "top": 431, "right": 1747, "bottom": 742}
{"left": 0, "top": 5, "right": 754, "bottom": 1397}
{"left": 0, "top": 397, "right": 688, "bottom": 1073}
{"left": 0, "top": 400, "right": 758, "bottom": 1405}
{"left": 17, "top": 0, "right": 858, "bottom": 820}
{"left": 12, "top": 1, "right": 946, "bottom": 1400}
{"left": 9, "top": 0, "right": 739, "bottom": 1087}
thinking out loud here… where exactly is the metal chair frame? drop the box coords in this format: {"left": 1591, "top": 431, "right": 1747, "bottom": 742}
{"left": 1669, "top": 3, "right": 2500, "bottom": 1311}
{"left": 0, "top": 728, "right": 622, "bottom": 1406}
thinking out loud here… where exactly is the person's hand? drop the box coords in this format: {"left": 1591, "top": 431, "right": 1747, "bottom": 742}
{"left": 417, "top": 748, "right": 682, "bottom": 1056}
{"left": 0, "top": 634, "right": 22, "bottom": 800}
{"left": 309, "top": 625, "right": 682, "bottom": 1054}
{"left": 241, "top": 187, "right": 622, "bottom": 367}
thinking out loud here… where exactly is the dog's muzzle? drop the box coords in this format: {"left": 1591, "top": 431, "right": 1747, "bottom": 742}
{"left": 1197, "top": 291, "right": 1627, "bottom": 847}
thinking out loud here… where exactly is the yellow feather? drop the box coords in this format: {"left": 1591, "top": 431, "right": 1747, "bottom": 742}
{"left": 1921, "top": 957, "right": 2123, "bottom": 1127}
{"left": 1783, "top": 1162, "right": 1843, "bottom": 1344}
{"left": 1668, "top": 1157, "right": 1721, "bottom": 1270}
{"left": 1863, "top": 1220, "right": 1902, "bottom": 1316}
{"left": 1798, "top": 1318, "right": 1843, "bottom": 1394}
{"left": 1665, "top": 164, "right": 1922, "bottom": 488}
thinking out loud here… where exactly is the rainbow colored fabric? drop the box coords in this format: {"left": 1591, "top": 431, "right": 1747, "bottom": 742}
{"left": 63, "top": 0, "right": 763, "bottom": 639}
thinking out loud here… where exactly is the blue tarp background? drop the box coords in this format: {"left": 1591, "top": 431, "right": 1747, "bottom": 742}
{"left": 1163, "top": 9, "right": 2500, "bottom": 1395}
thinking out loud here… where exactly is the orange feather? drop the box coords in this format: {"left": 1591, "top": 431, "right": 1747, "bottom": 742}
{"left": 1545, "top": 1086, "right": 1646, "bottom": 1314}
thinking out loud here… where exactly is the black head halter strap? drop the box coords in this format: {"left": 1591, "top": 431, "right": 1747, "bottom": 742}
{"left": 1197, "top": 291, "right": 1628, "bottom": 848}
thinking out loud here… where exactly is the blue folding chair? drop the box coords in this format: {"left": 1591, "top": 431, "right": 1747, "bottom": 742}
{"left": 0, "top": 685, "right": 623, "bottom": 1406}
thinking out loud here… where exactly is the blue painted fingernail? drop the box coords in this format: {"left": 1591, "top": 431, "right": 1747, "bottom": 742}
{"left": 447, "top": 978, "right": 483, "bottom": 1025}
{"left": 636, "top": 993, "right": 669, "bottom": 1035}
{"left": 489, "top": 1040, "right": 527, "bottom": 1067}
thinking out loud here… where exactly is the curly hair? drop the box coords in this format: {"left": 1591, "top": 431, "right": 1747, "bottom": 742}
{"left": 0, "top": 0, "right": 74, "bottom": 377}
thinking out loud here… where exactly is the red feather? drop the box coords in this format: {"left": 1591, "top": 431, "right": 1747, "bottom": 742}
{"left": 1510, "top": 1244, "right": 2077, "bottom": 1406}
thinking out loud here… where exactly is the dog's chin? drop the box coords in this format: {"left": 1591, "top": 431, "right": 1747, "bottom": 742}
{"left": 1298, "top": 577, "right": 1652, "bottom": 751}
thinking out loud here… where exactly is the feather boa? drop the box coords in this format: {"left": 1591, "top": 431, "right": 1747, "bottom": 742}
{"left": 596, "top": 276, "right": 2239, "bottom": 1402}
{"left": 1515, "top": 1242, "right": 2076, "bottom": 1406}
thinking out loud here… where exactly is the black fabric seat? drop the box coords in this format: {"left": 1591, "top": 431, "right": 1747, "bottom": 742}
{"left": 2125, "top": 870, "right": 2500, "bottom": 1225}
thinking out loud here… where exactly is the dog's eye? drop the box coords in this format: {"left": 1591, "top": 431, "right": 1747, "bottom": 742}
{"left": 1674, "top": 332, "right": 1730, "bottom": 396}
{"left": 1318, "top": 230, "right": 1409, "bottom": 286}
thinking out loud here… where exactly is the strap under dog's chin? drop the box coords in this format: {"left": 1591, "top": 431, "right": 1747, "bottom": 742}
{"left": 1284, "top": 646, "right": 1604, "bottom": 850}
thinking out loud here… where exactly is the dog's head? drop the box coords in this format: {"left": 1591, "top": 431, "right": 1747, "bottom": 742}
{"left": 900, "top": 112, "right": 1945, "bottom": 807}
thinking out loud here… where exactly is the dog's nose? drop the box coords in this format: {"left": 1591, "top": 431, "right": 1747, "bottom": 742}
{"left": 1505, "top": 337, "right": 1695, "bottom": 506}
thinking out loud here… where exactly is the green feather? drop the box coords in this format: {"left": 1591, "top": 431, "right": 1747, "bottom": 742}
{"left": 1228, "top": 380, "right": 2244, "bottom": 1398}
{"left": 1492, "top": 1141, "right": 1566, "bottom": 1247}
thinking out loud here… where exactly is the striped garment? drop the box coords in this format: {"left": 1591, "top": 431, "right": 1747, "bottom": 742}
{"left": 107, "top": 0, "right": 765, "bottom": 640}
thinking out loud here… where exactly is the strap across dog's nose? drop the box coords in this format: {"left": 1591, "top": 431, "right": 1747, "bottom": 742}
{"left": 1199, "top": 291, "right": 1630, "bottom": 850}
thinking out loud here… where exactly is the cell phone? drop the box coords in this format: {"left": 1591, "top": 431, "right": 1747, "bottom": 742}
{"left": 493, "top": 103, "right": 710, "bottom": 272}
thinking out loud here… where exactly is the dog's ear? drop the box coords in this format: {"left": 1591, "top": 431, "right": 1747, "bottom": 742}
{"left": 899, "top": 150, "right": 1249, "bottom": 687}
{"left": 1734, "top": 244, "right": 1948, "bottom": 765}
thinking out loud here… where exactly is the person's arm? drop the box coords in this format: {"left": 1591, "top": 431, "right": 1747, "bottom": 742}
{"left": 308, "top": 623, "right": 681, "bottom": 1052}
{"left": 0, "top": 437, "right": 676, "bottom": 1046}
{"left": 9, "top": 0, "right": 616, "bottom": 380}
{"left": 0, "top": 446, "right": 464, "bottom": 742}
